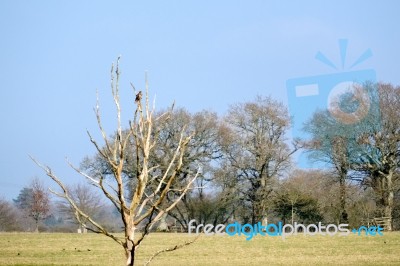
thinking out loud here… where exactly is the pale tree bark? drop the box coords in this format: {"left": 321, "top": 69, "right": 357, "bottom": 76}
{"left": 31, "top": 58, "right": 199, "bottom": 265}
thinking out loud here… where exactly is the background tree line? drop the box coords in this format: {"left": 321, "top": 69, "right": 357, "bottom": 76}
{"left": 1, "top": 82, "right": 399, "bottom": 233}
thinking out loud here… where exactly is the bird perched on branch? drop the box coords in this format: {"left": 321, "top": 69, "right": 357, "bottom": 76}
{"left": 135, "top": 91, "right": 142, "bottom": 104}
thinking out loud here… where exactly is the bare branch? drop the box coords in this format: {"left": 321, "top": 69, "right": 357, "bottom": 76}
{"left": 30, "top": 156, "right": 124, "bottom": 246}
{"left": 144, "top": 235, "right": 201, "bottom": 266}
{"left": 65, "top": 157, "right": 99, "bottom": 185}
{"left": 93, "top": 91, "right": 115, "bottom": 163}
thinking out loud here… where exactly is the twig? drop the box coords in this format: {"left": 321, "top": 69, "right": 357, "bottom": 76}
{"left": 144, "top": 235, "right": 200, "bottom": 266}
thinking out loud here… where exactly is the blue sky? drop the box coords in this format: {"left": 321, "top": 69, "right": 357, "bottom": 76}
{"left": 1, "top": 1, "right": 400, "bottom": 199}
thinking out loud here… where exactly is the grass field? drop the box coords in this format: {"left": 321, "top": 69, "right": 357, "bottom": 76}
{"left": 0, "top": 232, "right": 399, "bottom": 265}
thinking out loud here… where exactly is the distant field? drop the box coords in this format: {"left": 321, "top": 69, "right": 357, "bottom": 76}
{"left": 0, "top": 232, "right": 399, "bottom": 265}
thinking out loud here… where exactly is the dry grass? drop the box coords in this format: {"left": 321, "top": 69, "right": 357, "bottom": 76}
{"left": 0, "top": 231, "right": 399, "bottom": 265}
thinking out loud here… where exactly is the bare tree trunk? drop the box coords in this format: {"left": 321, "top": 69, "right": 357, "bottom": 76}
{"left": 291, "top": 203, "right": 294, "bottom": 224}
{"left": 372, "top": 171, "right": 393, "bottom": 231}
{"left": 124, "top": 216, "right": 136, "bottom": 266}
{"left": 125, "top": 246, "right": 135, "bottom": 266}
{"left": 34, "top": 221, "right": 39, "bottom": 233}
{"left": 384, "top": 171, "right": 393, "bottom": 231}
{"left": 339, "top": 174, "right": 348, "bottom": 223}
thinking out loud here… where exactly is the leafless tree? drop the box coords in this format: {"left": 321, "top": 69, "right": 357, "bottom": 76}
{"left": 57, "top": 183, "right": 105, "bottom": 232}
{"left": 0, "top": 198, "right": 22, "bottom": 231}
{"left": 304, "top": 82, "right": 400, "bottom": 229}
{"left": 221, "top": 96, "right": 299, "bottom": 224}
{"left": 32, "top": 59, "right": 199, "bottom": 265}
{"left": 30, "top": 179, "right": 51, "bottom": 232}
{"left": 14, "top": 178, "right": 50, "bottom": 232}
{"left": 353, "top": 83, "right": 400, "bottom": 230}
{"left": 152, "top": 108, "right": 224, "bottom": 228}
{"left": 303, "top": 109, "right": 353, "bottom": 223}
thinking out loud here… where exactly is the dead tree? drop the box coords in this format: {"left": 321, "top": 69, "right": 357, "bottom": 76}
{"left": 32, "top": 58, "right": 199, "bottom": 265}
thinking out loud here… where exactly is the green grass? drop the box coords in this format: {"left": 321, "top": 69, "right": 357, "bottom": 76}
{"left": 0, "top": 232, "right": 399, "bottom": 265}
